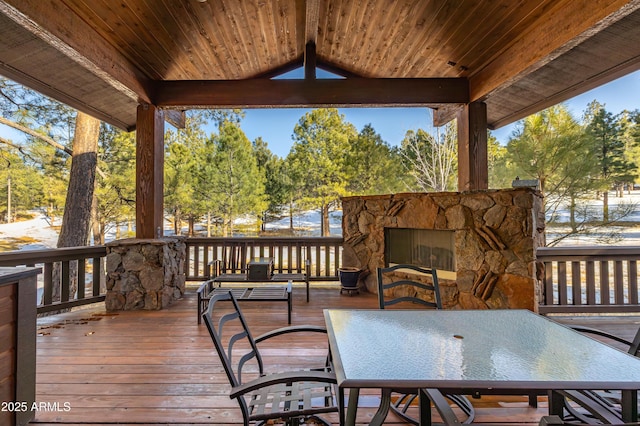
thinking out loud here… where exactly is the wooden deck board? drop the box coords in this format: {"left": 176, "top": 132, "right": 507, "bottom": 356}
{"left": 30, "top": 285, "right": 640, "bottom": 425}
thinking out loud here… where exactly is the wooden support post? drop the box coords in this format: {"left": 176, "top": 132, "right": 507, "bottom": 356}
{"left": 457, "top": 102, "right": 488, "bottom": 191}
{"left": 136, "top": 104, "right": 164, "bottom": 239}
{"left": 304, "top": 42, "right": 316, "bottom": 80}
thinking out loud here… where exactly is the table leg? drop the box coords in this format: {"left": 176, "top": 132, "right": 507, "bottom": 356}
{"left": 548, "top": 390, "right": 565, "bottom": 419}
{"left": 621, "top": 390, "right": 638, "bottom": 423}
{"left": 419, "top": 388, "right": 433, "bottom": 426}
{"left": 369, "top": 388, "right": 391, "bottom": 426}
{"left": 345, "top": 388, "right": 359, "bottom": 426}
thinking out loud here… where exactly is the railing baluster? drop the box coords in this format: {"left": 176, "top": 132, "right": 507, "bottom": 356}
{"left": 61, "top": 260, "right": 70, "bottom": 302}
{"left": 630, "top": 260, "right": 638, "bottom": 304}
{"left": 557, "top": 261, "right": 567, "bottom": 305}
{"left": 193, "top": 243, "right": 200, "bottom": 278}
{"left": 600, "top": 261, "right": 610, "bottom": 305}
{"left": 543, "top": 260, "right": 554, "bottom": 304}
{"left": 78, "top": 258, "right": 86, "bottom": 299}
{"left": 571, "top": 261, "right": 582, "bottom": 305}
{"left": 44, "top": 262, "right": 53, "bottom": 306}
{"left": 614, "top": 260, "right": 624, "bottom": 304}
{"left": 93, "top": 256, "right": 101, "bottom": 296}
{"left": 586, "top": 261, "right": 596, "bottom": 306}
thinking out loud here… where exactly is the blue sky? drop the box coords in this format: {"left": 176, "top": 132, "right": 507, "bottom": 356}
{"left": 1, "top": 70, "right": 639, "bottom": 158}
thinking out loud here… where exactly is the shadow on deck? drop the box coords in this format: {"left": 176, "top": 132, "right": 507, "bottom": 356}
{"left": 32, "top": 284, "right": 640, "bottom": 425}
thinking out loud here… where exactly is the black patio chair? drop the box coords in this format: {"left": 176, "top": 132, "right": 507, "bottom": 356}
{"left": 203, "top": 291, "right": 339, "bottom": 426}
{"left": 377, "top": 264, "right": 475, "bottom": 425}
{"left": 555, "top": 324, "right": 640, "bottom": 424}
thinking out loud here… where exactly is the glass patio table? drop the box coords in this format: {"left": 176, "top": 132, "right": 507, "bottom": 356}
{"left": 323, "top": 309, "right": 640, "bottom": 426}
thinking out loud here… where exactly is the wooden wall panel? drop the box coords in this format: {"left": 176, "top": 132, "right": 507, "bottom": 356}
{"left": 0, "top": 283, "right": 16, "bottom": 426}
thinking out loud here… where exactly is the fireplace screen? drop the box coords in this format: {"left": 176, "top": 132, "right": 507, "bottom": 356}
{"left": 384, "top": 228, "right": 456, "bottom": 272}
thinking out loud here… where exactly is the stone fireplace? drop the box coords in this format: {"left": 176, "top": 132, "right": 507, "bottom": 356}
{"left": 341, "top": 188, "right": 545, "bottom": 311}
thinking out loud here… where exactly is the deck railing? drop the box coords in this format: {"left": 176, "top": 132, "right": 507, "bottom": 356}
{"left": 185, "top": 237, "right": 344, "bottom": 281}
{"left": 537, "top": 246, "right": 640, "bottom": 314}
{"left": 0, "top": 246, "right": 107, "bottom": 314}
{"left": 4, "top": 240, "right": 638, "bottom": 314}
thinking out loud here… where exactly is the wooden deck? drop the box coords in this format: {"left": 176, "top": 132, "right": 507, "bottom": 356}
{"left": 32, "top": 284, "right": 640, "bottom": 425}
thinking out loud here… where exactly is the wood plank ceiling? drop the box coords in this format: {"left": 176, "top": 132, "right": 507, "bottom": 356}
{"left": 1, "top": 0, "right": 640, "bottom": 131}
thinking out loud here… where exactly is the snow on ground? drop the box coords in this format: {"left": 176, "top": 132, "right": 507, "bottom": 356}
{"left": 263, "top": 210, "right": 343, "bottom": 236}
{"left": 0, "top": 213, "right": 59, "bottom": 250}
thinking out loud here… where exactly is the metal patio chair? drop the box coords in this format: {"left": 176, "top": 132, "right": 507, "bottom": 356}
{"left": 556, "top": 324, "right": 640, "bottom": 424}
{"left": 377, "top": 264, "right": 475, "bottom": 425}
{"left": 203, "top": 291, "right": 339, "bottom": 426}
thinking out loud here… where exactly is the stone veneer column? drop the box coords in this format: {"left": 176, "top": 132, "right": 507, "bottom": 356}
{"left": 105, "top": 237, "right": 185, "bottom": 310}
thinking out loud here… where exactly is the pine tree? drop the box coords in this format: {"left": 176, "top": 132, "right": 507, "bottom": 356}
{"left": 288, "top": 108, "right": 357, "bottom": 236}
{"left": 585, "top": 101, "right": 638, "bottom": 221}
{"left": 346, "top": 124, "right": 406, "bottom": 195}
{"left": 204, "top": 120, "right": 265, "bottom": 236}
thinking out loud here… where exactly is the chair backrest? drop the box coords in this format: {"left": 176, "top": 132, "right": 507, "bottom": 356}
{"left": 377, "top": 264, "right": 443, "bottom": 309}
{"left": 573, "top": 324, "right": 640, "bottom": 357}
{"left": 203, "top": 291, "right": 264, "bottom": 414}
{"left": 631, "top": 326, "right": 640, "bottom": 357}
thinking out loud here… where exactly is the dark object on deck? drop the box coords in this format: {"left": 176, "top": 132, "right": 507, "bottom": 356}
{"left": 247, "top": 257, "right": 273, "bottom": 281}
{"left": 338, "top": 267, "right": 361, "bottom": 295}
{"left": 556, "top": 324, "right": 640, "bottom": 424}
{"left": 203, "top": 291, "right": 338, "bottom": 426}
{"left": 376, "top": 264, "right": 475, "bottom": 424}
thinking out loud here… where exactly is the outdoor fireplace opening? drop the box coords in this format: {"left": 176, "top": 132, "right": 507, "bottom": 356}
{"left": 384, "top": 228, "right": 456, "bottom": 274}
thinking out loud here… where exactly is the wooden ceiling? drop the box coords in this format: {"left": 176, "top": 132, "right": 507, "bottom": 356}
{"left": 1, "top": 0, "right": 640, "bottom": 131}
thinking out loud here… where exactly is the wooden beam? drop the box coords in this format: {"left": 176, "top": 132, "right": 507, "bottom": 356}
{"left": 469, "top": 0, "right": 640, "bottom": 102}
{"left": 304, "top": 0, "right": 319, "bottom": 80}
{"left": 457, "top": 102, "right": 488, "bottom": 191}
{"left": 136, "top": 104, "right": 164, "bottom": 239}
{"left": 154, "top": 78, "right": 469, "bottom": 108}
{"left": 0, "top": 0, "right": 152, "bottom": 104}
{"left": 433, "top": 104, "right": 464, "bottom": 127}
{"left": 305, "top": 0, "right": 319, "bottom": 45}
{"left": 163, "top": 110, "right": 186, "bottom": 130}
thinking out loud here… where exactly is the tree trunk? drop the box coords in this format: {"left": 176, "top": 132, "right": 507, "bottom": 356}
{"left": 173, "top": 210, "right": 181, "bottom": 235}
{"left": 51, "top": 112, "right": 100, "bottom": 307}
{"left": 289, "top": 199, "right": 294, "bottom": 231}
{"left": 321, "top": 203, "right": 330, "bottom": 237}
{"left": 91, "top": 193, "right": 102, "bottom": 245}
{"left": 188, "top": 216, "right": 195, "bottom": 236}
{"left": 603, "top": 190, "right": 609, "bottom": 222}
{"left": 569, "top": 196, "right": 577, "bottom": 232}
